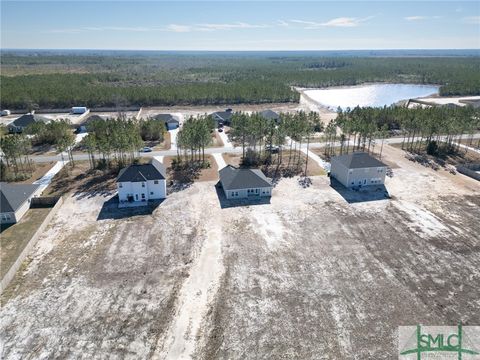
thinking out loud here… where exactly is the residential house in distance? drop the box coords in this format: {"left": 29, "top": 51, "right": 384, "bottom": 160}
{"left": 330, "top": 152, "right": 388, "bottom": 188}
{"left": 0, "top": 182, "right": 42, "bottom": 224}
{"left": 259, "top": 110, "right": 281, "bottom": 124}
{"left": 117, "top": 158, "right": 167, "bottom": 206}
{"left": 7, "top": 113, "right": 51, "bottom": 133}
{"left": 76, "top": 114, "right": 105, "bottom": 133}
{"left": 153, "top": 114, "right": 179, "bottom": 130}
{"left": 211, "top": 109, "right": 233, "bottom": 127}
{"left": 219, "top": 165, "right": 273, "bottom": 199}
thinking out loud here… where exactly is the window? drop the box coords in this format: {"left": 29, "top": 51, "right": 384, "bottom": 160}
{"left": 154, "top": 180, "right": 159, "bottom": 184}
{"left": 142, "top": 182, "right": 145, "bottom": 187}
{"left": 150, "top": 192, "right": 153, "bottom": 195}
{"left": 119, "top": 183, "right": 123, "bottom": 188}
{"left": 141, "top": 193, "right": 145, "bottom": 199}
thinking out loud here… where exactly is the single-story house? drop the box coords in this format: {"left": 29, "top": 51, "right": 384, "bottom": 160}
{"left": 76, "top": 114, "right": 105, "bottom": 133}
{"left": 0, "top": 182, "right": 42, "bottom": 224}
{"left": 219, "top": 165, "right": 273, "bottom": 199}
{"left": 117, "top": 158, "right": 167, "bottom": 206}
{"left": 7, "top": 113, "right": 51, "bottom": 133}
{"left": 330, "top": 152, "right": 388, "bottom": 188}
{"left": 211, "top": 109, "right": 233, "bottom": 127}
{"left": 259, "top": 110, "right": 281, "bottom": 124}
{"left": 153, "top": 114, "right": 179, "bottom": 130}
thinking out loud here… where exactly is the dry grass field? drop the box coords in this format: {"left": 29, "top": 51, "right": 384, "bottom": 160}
{"left": 1, "top": 144, "right": 479, "bottom": 359}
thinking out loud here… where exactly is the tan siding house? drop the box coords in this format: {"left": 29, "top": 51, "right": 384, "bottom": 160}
{"left": 331, "top": 152, "right": 387, "bottom": 188}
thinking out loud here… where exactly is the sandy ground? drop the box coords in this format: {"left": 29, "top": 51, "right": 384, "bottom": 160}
{"left": 417, "top": 96, "right": 480, "bottom": 106}
{"left": 1, "top": 144, "right": 479, "bottom": 359}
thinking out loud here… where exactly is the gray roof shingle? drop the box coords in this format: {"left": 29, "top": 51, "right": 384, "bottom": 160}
{"left": 154, "top": 114, "right": 178, "bottom": 124}
{"left": 117, "top": 161, "right": 166, "bottom": 183}
{"left": 211, "top": 111, "right": 233, "bottom": 122}
{"left": 259, "top": 110, "right": 280, "bottom": 120}
{"left": 0, "top": 182, "right": 41, "bottom": 213}
{"left": 332, "top": 152, "right": 387, "bottom": 169}
{"left": 219, "top": 165, "right": 272, "bottom": 190}
{"left": 9, "top": 114, "right": 51, "bottom": 128}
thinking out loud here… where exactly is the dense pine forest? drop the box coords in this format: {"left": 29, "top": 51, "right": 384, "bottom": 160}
{"left": 1, "top": 52, "right": 480, "bottom": 109}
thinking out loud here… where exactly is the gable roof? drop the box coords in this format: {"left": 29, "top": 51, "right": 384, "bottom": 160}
{"left": 153, "top": 114, "right": 178, "bottom": 123}
{"left": 0, "top": 182, "right": 41, "bottom": 213}
{"left": 332, "top": 152, "right": 387, "bottom": 169}
{"left": 117, "top": 161, "right": 166, "bottom": 183}
{"left": 219, "top": 165, "right": 272, "bottom": 190}
{"left": 211, "top": 111, "right": 233, "bottom": 122}
{"left": 259, "top": 110, "right": 280, "bottom": 120}
{"left": 9, "top": 114, "right": 51, "bottom": 128}
{"left": 83, "top": 114, "right": 105, "bottom": 124}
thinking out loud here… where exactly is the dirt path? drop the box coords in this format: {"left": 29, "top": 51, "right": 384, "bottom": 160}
{"left": 155, "top": 189, "right": 225, "bottom": 360}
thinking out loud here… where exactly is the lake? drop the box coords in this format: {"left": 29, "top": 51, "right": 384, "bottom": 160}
{"left": 303, "top": 83, "right": 440, "bottom": 110}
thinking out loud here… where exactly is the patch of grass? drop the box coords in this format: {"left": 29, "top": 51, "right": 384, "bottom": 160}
{"left": 0, "top": 208, "right": 52, "bottom": 278}
{"left": 44, "top": 161, "right": 117, "bottom": 197}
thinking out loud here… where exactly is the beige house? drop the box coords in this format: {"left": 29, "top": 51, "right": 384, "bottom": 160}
{"left": 219, "top": 165, "right": 272, "bottom": 199}
{"left": 330, "top": 152, "right": 387, "bottom": 188}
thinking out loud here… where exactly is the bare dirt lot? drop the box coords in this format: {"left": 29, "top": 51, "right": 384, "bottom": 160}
{"left": 1, "top": 145, "right": 479, "bottom": 359}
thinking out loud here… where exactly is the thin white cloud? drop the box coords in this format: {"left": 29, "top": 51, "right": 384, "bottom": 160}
{"left": 165, "top": 24, "right": 192, "bottom": 33}
{"left": 463, "top": 16, "right": 480, "bottom": 25}
{"left": 404, "top": 16, "right": 442, "bottom": 21}
{"left": 289, "top": 16, "right": 373, "bottom": 29}
{"left": 321, "top": 17, "right": 362, "bottom": 27}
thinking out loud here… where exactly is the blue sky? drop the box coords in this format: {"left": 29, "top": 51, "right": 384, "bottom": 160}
{"left": 1, "top": 1, "right": 479, "bottom": 50}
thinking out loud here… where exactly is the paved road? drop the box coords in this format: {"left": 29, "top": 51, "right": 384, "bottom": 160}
{"left": 22, "top": 133, "right": 480, "bottom": 163}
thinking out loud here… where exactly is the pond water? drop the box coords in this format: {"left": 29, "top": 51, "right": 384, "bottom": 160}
{"left": 304, "top": 83, "right": 440, "bottom": 110}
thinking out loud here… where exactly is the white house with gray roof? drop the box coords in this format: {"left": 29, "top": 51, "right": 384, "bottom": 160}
{"left": 330, "top": 152, "right": 387, "bottom": 188}
{"left": 0, "top": 182, "right": 42, "bottom": 224}
{"left": 219, "top": 165, "right": 272, "bottom": 199}
{"left": 117, "top": 159, "right": 167, "bottom": 206}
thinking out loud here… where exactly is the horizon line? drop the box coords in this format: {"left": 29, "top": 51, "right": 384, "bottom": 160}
{"left": 2, "top": 47, "right": 479, "bottom": 52}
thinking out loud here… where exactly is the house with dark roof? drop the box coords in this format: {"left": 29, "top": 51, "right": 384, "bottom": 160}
{"left": 211, "top": 109, "right": 233, "bottom": 127}
{"left": 259, "top": 110, "right": 281, "bottom": 124}
{"left": 7, "top": 113, "right": 51, "bottom": 133}
{"left": 0, "top": 182, "right": 42, "bottom": 224}
{"left": 330, "top": 152, "right": 388, "bottom": 188}
{"left": 153, "top": 114, "right": 179, "bottom": 130}
{"left": 117, "top": 158, "right": 167, "bottom": 206}
{"left": 219, "top": 165, "right": 272, "bottom": 199}
{"left": 76, "top": 114, "right": 105, "bottom": 133}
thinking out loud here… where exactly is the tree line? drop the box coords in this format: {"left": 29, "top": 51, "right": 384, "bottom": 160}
{"left": 2, "top": 55, "right": 479, "bottom": 109}
{"left": 335, "top": 105, "right": 480, "bottom": 158}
